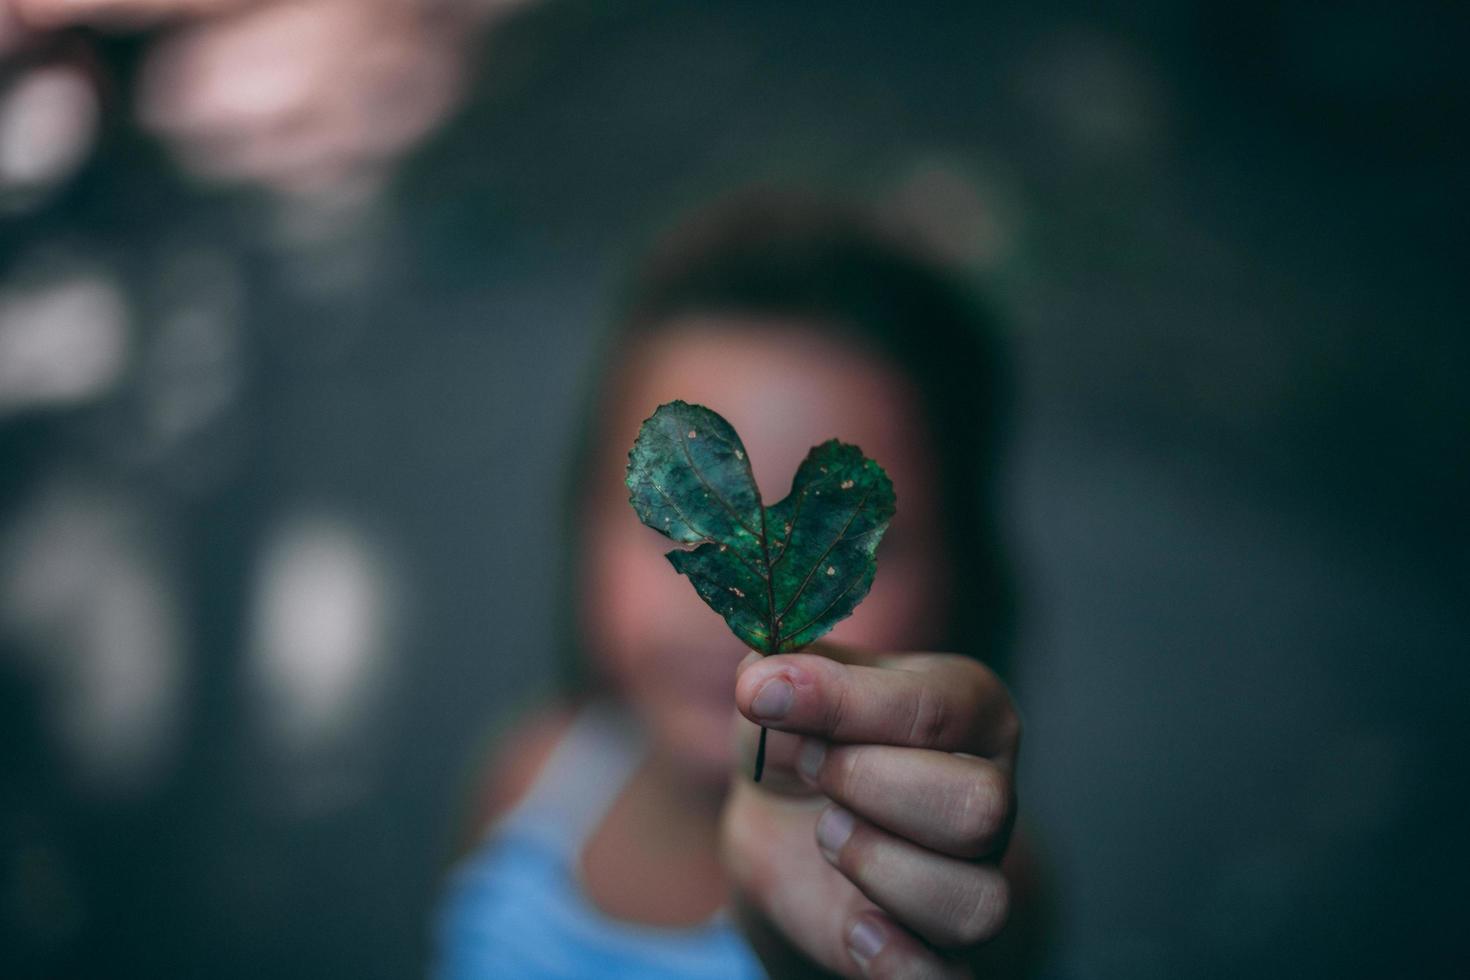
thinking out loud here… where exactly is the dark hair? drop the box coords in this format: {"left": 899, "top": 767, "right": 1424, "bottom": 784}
{"left": 554, "top": 191, "right": 1016, "bottom": 696}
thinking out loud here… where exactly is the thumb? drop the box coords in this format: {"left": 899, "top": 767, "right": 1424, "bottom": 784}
{"left": 733, "top": 651, "right": 817, "bottom": 796}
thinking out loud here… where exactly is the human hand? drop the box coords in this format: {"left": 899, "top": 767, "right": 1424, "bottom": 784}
{"left": 720, "top": 643, "right": 1022, "bottom": 979}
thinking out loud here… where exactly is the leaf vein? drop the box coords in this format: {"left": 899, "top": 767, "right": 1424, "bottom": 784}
{"left": 673, "top": 421, "right": 764, "bottom": 543}
{"left": 774, "top": 484, "right": 875, "bottom": 623}
{"left": 780, "top": 572, "right": 867, "bottom": 648}
{"left": 642, "top": 478, "right": 767, "bottom": 581}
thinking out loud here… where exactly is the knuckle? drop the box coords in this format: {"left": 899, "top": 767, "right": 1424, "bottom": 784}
{"left": 952, "top": 765, "right": 1011, "bottom": 855}
{"left": 945, "top": 871, "right": 1010, "bottom": 947}
{"left": 828, "top": 744, "right": 865, "bottom": 801}
{"left": 823, "top": 663, "right": 852, "bottom": 737}
{"left": 905, "top": 682, "right": 950, "bottom": 748}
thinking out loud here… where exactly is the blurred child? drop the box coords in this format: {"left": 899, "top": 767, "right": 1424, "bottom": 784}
{"left": 435, "top": 193, "right": 1040, "bottom": 979}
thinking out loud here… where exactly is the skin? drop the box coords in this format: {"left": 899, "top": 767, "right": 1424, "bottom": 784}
{"left": 484, "top": 316, "right": 1028, "bottom": 979}
{"left": 581, "top": 316, "right": 952, "bottom": 784}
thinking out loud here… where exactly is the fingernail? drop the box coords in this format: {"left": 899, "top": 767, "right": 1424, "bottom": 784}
{"left": 816, "top": 805, "right": 855, "bottom": 856}
{"left": 797, "top": 739, "right": 825, "bottom": 785}
{"left": 847, "top": 916, "right": 886, "bottom": 966}
{"left": 751, "top": 678, "right": 793, "bottom": 721}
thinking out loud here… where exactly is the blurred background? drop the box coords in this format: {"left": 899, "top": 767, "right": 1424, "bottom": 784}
{"left": 1, "top": 1, "right": 1465, "bottom": 977}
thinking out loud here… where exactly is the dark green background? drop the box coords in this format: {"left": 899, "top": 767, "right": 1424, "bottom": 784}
{"left": 2, "top": 1, "right": 1465, "bottom": 977}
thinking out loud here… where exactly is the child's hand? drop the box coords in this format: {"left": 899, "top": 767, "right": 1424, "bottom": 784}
{"left": 721, "top": 643, "right": 1021, "bottom": 979}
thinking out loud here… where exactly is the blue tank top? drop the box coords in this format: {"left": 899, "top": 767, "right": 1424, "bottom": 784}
{"left": 432, "top": 698, "right": 769, "bottom": 979}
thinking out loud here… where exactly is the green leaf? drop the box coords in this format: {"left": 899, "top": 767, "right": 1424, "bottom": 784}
{"left": 625, "top": 400, "right": 896, "bottom": 655}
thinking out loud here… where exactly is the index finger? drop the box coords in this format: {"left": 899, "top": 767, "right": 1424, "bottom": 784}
{"left": 735, "top": 643, "right": 1020, "bottom": 759}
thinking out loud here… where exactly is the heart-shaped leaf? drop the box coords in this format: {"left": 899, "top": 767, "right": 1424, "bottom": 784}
{"left": 625, "top": 400, "right": 896, "bottom": 656}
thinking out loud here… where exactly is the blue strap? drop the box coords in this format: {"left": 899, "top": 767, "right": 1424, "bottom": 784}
{"left": 490, "top": 698, "right": 648, "bottom": 862}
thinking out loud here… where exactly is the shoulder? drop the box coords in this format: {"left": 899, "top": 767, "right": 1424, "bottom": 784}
{"left": 467, "top": 701, "right": 581, "bottom": 842}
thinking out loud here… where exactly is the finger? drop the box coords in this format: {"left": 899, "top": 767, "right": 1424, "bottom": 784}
{"left": 721, "top": 780, "right": 968, "bottom": 980}
{"left": 798, "top": 740, "right": 1014, "bottom": 859}
{"left": 845, "top": 910, "right": 972, "bottom": 980}
{"left": 731, "top": 652, "right": 819, "bottom": 795}
{"left": 735, "top": 648, "right": 1020, "bottom": 758}
{"left": 815, "top": 803, "right": 1010, "bottom": 949}
{"left": 721, "top": 777, "right": 875, "bottom": 974}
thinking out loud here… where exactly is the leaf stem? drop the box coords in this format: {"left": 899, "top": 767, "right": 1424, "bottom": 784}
{"left": 755, "top": 493, "right": 778, "bottom": 783}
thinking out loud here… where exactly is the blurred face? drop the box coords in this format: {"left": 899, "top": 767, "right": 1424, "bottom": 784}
{"left": 579, "top": 316, "right": 951, "bottom": 783}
